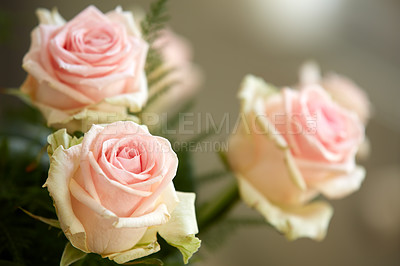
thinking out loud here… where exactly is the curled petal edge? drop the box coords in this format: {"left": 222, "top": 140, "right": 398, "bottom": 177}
{"left": 311, "top": 166, "right": 366, "bottom": 199}
{"left": 36, "top": 8, "right": 66, "bottom": 25}
{"left": 238, "top": 75, "right": 308, "bottom": 191}
{"left": 158, "top": 192, "right": 201, "bottom": 264}
{"left": 47, "top": 128, "right": 83, "bottom": 158}
{"left": 44, "top": 144, "right": 89, "bottom": 252}
{"left": 237, "top": 176, "right": 333, "bottom": 241}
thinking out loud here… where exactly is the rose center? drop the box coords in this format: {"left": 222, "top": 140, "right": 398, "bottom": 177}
{"left": 83, "top": 29, "right": 112, "bottom": 46}
{"left": 116, "top": 146, "right": 142, "bottom": 174}
{"left": 308, "top": 101, "right": 347, "bottom": 145}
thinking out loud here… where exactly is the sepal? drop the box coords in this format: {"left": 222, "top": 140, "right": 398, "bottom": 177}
{"left": 60, "top": 243, "right": 87, "bottom": 266}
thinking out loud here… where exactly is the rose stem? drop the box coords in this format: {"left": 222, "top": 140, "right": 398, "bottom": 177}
{"left": 197, "top": 181, "right": 240, "bottom": 233}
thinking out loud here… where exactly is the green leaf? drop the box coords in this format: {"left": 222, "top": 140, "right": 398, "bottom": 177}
{"left": 60, "top": 242, "right": 87, "bottom": 266}
{"left": 141, "top": 0, "right": 169, "bottom": 43}
{"left": 144, "top": 49, "right": 163, "bottom": 80}
{"left": 140, "top": 0, "right": 172, "bottom": 88}
{"left": 19, "top": 208, "right": 61, "bottom": 229}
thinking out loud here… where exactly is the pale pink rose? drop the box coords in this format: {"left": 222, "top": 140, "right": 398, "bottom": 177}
{"left": 227, "top": 75, "right": 366, "bottom": 240}
{"left": 146, "top": 29, "right": 201, "bottom": 113}
{"left": 44, "top": 121, "right": 200, "bottom": 263}
{"left": 321, "top": 73, "right": 371, "bottom": 124}
{"left": 299, "top": 61, "right": 371, "bottom": 159}
{"left": 21, "top": 6, "right": 148, "bottom": 132}
{"left": 299, "top": 61, "right": 371, "bottom": 124}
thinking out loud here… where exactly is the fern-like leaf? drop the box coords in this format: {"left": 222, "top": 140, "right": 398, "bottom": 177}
{"left": 141, "top": 0, "right": 172, "bottom": 90}
{"left": 141, "top": 0, "right": 169, "bottom": 43}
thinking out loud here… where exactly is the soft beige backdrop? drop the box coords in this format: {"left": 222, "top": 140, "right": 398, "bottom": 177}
{"left": 0, "top": 0, "right": 399, "bottom": 265}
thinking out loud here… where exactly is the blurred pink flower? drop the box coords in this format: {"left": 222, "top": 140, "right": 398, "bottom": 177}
{"left": 299, "top": 61, "right": 371, "bottom": 124}
{"left": 147, "top": 29, "right": 202, "bottom": 113}
{"left": 227, "top": 75, "right": 366, "bottom": 240}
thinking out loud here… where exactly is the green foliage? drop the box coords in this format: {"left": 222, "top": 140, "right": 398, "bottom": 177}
{"left": 141, "top": 0, "right": 169, "bottom": 44}
{"left": 140, "top": 0, "right": 172, "bottom": 94}
{"left": 0, "top": 101, "right": 66, "bottom": 265}
{"left": 60, "top": 243, "right": 86, "bottom": 266}
{"left": 144, "top": 48, "right": 164, "bottom": 81}
{"left": 19, "top": 208, "right": 60, "bottom": 229}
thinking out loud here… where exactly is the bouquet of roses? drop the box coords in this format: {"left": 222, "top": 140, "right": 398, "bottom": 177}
{"left": 0, "top": 1, "right": 371, "bottom": 265}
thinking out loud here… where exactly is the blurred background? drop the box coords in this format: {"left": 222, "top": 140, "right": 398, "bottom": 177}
{"left": 0, "top": 0, "right": 399, "bottom": 265}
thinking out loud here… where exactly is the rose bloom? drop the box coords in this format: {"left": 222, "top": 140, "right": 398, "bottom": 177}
{"left": 227, "top": 75, "right": 365, "bottom": 240}
{"left": 45, "top": 121, "right": 200, "bottom": 263}
{"left": 21, "top": 6, "right": 148, "bottom": 132}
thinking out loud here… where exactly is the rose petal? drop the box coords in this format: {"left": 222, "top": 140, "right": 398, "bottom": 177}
{"left": 105, "top": 227, "right": 160, "bottom": 264}
{"left": 133, "top": 137, "right": 179, "bottom": 216}
{"left": 311, "top": 166, "right": 366, "bottom": 199}
{"left": 158, "top": 192, "right": 201, "bottom": 264}
{"left": 237, "top": 177, "right": 333, "bottom": 241}
{"left": 36, "top": 8, "right": 66, "bottom": 25}
{"left": 47, "top": 128, "right": 82, "bottom": 157}
{"left": 70, "top": 188, "right": 147, "bottom": 254}
{"left": 44, "top": 144, "right": 89, "bottom": 252}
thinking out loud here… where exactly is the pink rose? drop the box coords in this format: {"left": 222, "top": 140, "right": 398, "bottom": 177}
{"left": 45, "top": 121, "right": 200, "bottom": 263}
{"left": 299, "top": 61, "right": 372, "bottom": 159}
{"left": 321, "top": 74, "right": 371, "bottom": 124}
{"left": 299, "top": 61, "right": 371, "bottom": 124}
{"left": 227, "top": 75, "right": 366, "bottom": 240}
{"left": 146, "top": 29, "right": 201, "bottom": 113}
{"left": 21, "top": 6, "right": 149, "bottom": 132}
